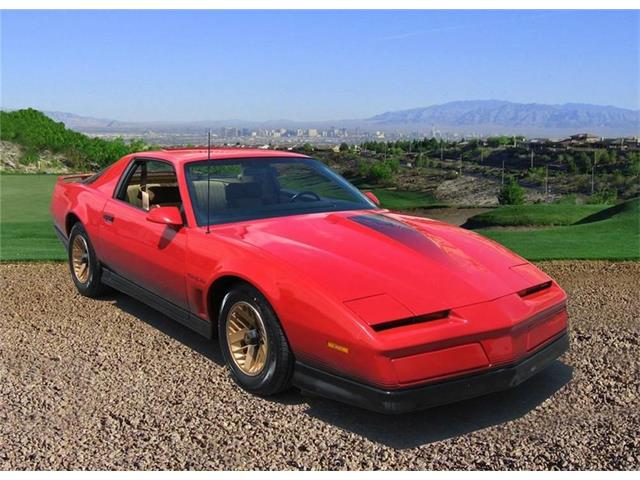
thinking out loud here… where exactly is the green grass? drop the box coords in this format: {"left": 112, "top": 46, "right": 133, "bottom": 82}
{"left": 0, "top": 174, "right": 440, "bottom": 261}
{"left": 0, "top": 174, "right": 66, "bottom": 261}
{"left": 371, "top": 189, "right": 442, "bottom": 210}
{"left": 346, "top": 174, "right": 443, "bottom": 210}
{"left": 479, "top": 198, "right": 640, "bottom": 260}
{"left": 465, "top": 204, "right": 609, "bottom": 228}
{"left": 1, "top": 173, "right": 637, "bottom": 262}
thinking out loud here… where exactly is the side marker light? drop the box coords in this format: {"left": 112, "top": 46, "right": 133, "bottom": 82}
{"left": 327, "top": 341, "right": 349, "bottom": 354}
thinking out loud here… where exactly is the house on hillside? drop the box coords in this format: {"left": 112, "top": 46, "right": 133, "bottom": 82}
{"left": 602, "top": 137, "right": 640, "bottom": 150}
{"left": 564, "top": 133, "right": 601, "bottom": 144}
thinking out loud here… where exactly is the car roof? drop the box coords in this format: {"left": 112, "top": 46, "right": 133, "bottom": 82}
{"left": 134, "top": 147, "right": 310, "bottom": 165}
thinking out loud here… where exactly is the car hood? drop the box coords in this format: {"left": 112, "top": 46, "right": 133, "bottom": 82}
{"left": 215, "top": 210, "right": 551, "bottom": 315}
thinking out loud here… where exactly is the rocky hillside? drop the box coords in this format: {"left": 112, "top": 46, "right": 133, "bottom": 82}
{"left": 1, "top": 108, "right": 151, "bottom": 171}
{"left": 0, "top": 141, "right": 70, "bottom": 174}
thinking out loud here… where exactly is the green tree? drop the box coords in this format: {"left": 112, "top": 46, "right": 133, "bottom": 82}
{"left": 629, "top": 154, "right": 640, "bottom": 176}
{"left": 596, "top": 149, "right": 610, "bottom": 166}
{"left": 576, "top": 152, "right": 592, "bottom": 174}
{"left": 360, "top": 160, "right": 393, "bottom": 182}
{"left": 300, "top": 143, "right": 314, "bottom": 154}
{"left": 385, "top": 157, "right": 400, "bottom": 173}
{"left": 415, "top": 153, "right": 429, "bottom": 168}
{"left": 487, "top": 136, "right": 512, "bottom": 148}
{"left": 566, "top": 156, "right": 578, "bottom": 175}
{"left": 498, "top": 178, "right": 525, "bottom": 205}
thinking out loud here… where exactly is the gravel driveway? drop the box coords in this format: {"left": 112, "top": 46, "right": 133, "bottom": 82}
{"left": 1, "top": 261, "right": 638, "bottom": 470}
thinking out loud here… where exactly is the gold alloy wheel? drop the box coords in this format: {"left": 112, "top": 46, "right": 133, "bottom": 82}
{"left": 71, "top": 235, "right": 90, "bottom": 284}
{"left": 226, "top": 301, "right": 269, "bottom": 376}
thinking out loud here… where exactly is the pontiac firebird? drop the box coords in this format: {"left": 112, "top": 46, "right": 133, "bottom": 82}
{"left": 50, "top": 148, "right": 569, "bottom": 413}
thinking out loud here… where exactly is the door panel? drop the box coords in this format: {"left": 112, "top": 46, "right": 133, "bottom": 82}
{"left": 98, "top": 159, "right": 188, "bottom": 310}
{"left": 100, "top": 199, "right": 188, "bottom": 309}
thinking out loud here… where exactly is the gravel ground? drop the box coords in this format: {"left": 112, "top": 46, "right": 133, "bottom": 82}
{"left": 1, "top": 261, "right": 638, "bottom": 470}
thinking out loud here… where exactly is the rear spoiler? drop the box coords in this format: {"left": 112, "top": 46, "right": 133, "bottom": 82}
{"left": 57, "top": 173, "right": 93, "bottom": 183}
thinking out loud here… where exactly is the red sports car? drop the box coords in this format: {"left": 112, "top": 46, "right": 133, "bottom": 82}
{"left": 50, "top": 148, "right": 568, "bottom": 413}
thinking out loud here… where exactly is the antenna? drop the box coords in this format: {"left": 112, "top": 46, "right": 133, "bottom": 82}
{"left": 206, "top": 130, "right": 211, "bottom": 234}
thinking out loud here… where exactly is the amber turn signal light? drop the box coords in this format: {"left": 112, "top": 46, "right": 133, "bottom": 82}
{"left": 327, "top": 341, "right": 349, "bottom": 354}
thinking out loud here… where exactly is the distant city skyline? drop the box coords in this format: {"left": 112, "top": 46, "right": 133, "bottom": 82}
{"left": 1, "top": 10, "right": 638, "bottom": 122}
{"left": 39, "top": 99, "right": 638, "bottom": 141}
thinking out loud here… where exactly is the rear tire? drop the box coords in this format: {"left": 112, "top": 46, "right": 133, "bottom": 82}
{"left": 68, "top": 222, "right": 106, "bottom": 298}
{"left": 218, "top": 284, "right": 294, "bottom": 396}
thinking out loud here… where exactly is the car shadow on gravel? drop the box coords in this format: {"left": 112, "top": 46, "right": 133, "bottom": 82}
{"left": 104, "top": 292, "right": 225, "bottom": 366}
{"left": 98, "top": 291, "right": 573, "bottom": 449}
{"left": 101, "top": 291, "right": 314, "bottom": 408}
{"left": 299, "top": 361, "right": 573, "bottom": 449}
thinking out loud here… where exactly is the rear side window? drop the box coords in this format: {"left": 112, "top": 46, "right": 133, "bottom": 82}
{"left": 116, "top": 160, "right": 182, "bottom": 211}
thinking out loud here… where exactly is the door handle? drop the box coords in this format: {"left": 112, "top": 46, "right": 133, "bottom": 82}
{"left": 103, "top": 214, "right": 114, "bottom": 223}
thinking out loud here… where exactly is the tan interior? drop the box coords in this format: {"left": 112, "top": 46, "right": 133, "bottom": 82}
{"left": 125, "top": 184, "right": 182, "bottom": 210}
{"left": 123, "top": 169, "right": 273, "bottom": 215}
{"left": 191, "top": 180, "right": 228, "bottom": 212}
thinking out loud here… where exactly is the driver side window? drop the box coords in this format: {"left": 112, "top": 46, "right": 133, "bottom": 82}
{"left": 118, "top": 160, "right": 182, "bottom": 211}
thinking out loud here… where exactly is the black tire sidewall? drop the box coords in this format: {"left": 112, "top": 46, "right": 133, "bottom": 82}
{"left": 218, "top": 285, "right": 293, "bottom": 396}
{"left": 68, "top": 223, "right": 103, "bottom": 297}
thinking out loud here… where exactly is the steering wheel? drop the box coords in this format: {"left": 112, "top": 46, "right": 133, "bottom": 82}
{"left": 290, "top": 191, "right": 321, "bottom": 202}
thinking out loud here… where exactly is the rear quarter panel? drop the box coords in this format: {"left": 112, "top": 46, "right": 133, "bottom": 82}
{"left": 50, "top": 157, "right": 130, "bottom": 256}
{"left": 51, "top": 180, "right": 108, "bottom": 246}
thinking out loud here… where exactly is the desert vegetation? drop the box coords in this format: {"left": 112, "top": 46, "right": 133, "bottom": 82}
{"left": 0, "top": 108, "right": 152, "bottom": 171}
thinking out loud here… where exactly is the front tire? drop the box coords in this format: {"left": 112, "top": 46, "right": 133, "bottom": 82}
{"left": 218, "top": 284, "right": 294, "bottom": 396}
{"left": 68, "top": 222, "right": 106, "bottom": 298}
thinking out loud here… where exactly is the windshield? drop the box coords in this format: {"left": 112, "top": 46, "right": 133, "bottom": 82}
{"left": 185, "top": 157, "right": 376, "bottom": 226}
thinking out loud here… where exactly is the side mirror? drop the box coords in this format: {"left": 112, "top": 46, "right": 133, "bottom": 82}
{"left": 147, "top": 206, "right": 183, "bottom": 228}
{"left": 363, "top": 191, "right": 380, "bottom": 206}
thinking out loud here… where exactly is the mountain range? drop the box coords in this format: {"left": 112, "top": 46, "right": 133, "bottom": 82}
{"left": 367, "top": 100, "right": 639, "bottom": 132}
{"left": 40, "top": 100, "right": 639, "bottom": 137}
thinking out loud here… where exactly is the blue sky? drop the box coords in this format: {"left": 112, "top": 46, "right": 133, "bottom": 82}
{"left": 1, "top": 10, "right": 638, "bottom": 121}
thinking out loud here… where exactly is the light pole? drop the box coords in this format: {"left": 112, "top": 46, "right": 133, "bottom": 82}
{"left": 545, "top": 164, "right": 549, "bottom": 199}
{"left": 591, "top": 150, "right": 598, "bottom": 195}
{"left": 501, "top": 158, "right": 505, "bottom": 186}
{"left": 530, "top": 148, "right": 534, "bottom": 169}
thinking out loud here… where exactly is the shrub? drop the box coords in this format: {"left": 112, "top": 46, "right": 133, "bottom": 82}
{"left": 498, "top": 178, "right": 525, "bottom": 205}
{"left": 1, "top": 108, "right": 152, "bottom": 169}
{"left": 385, "top": 157, "right": 400, "bottom": 173}
{"left": 20, "top": 150, "right": 39, "bottom": 165}
{"left": 360, "top": 160, "right": 392, "bottom": 182}
{"left": 587, "top": 188, "right": 618, "bottom": 205}
{"left": 368, "top": 161, "right": 393, "bottom": 182}
{"left": 300, "top": 143, "right": 314, "bottom": 154}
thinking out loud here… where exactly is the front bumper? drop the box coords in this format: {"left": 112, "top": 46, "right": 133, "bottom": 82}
{"left": 293, "top": 332, "right": 569, "bottom": 414}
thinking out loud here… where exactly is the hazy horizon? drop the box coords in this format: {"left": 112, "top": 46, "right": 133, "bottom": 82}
{"left": 0, "top": 99, "right": 635, "bottom": 126}
{"left": 2, "top": 10, "right": 638, "bottom": 122}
